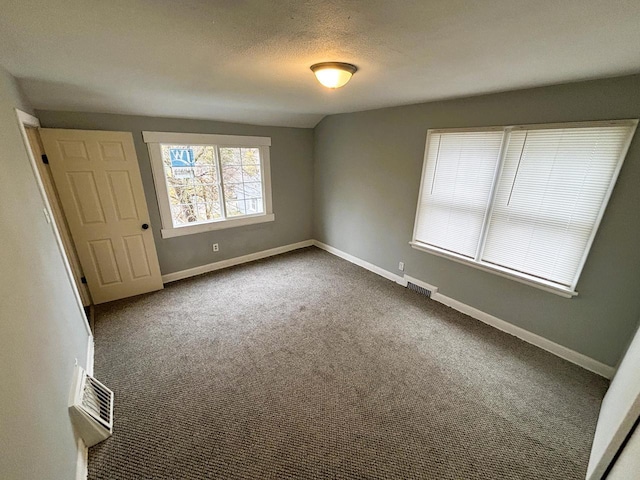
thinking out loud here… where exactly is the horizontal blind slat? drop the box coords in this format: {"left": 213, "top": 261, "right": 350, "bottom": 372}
{"left": 415, "top": 131, "right": 503, "bottom": 257}
{"left": 482, "top": 125, "right": 631, "bottom": 285}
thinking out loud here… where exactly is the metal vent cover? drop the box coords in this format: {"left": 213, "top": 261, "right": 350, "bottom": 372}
{"left": 69, "top": 366, "right": 114, "bottom": 447}
{"left": 81, "top": 374, "right": 113, "bottom": 429}
{"left": 407, "top": 281, "right": 432, "bottom": 298}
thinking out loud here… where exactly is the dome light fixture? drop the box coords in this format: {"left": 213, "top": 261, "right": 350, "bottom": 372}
{"left": 310, "top": 62, "right": 358, "bottom": 89}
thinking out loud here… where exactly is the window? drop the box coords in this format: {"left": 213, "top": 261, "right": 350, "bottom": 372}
{"left": 412, "top": 120, "right": 637, "bottom": 297}
{"left": 143, "top": 132, "right": 273, "bottom": 238}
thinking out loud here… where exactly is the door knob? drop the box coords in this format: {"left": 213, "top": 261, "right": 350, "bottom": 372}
{"left": 142, "top": 223, "right": 149, "bottom": 230}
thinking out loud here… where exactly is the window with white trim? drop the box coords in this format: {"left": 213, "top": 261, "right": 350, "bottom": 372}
{"left": 412, "top": 120, "right": 637, "bottom": 297}
{"left": 143, "top": 132, "right": 274, "bottom": 238}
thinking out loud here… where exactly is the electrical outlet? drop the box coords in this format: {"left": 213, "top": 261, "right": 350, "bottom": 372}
{"left": 212, "top": 243, "right": 219, "bottom": 252}
{"left": 399, "top": 261, "right": 405, "bottom": 271}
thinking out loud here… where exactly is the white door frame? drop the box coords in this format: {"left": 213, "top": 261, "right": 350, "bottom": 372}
{"left": 15, "top": 108, "right": 92, "bottom": 338}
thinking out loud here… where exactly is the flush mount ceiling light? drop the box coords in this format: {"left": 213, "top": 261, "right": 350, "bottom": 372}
{"left": 310, "top": 62, "right": 358, "bottom": 89}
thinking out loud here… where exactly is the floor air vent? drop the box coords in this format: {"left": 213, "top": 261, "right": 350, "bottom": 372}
{"left": 407, "top": 281, "right": 432, "bottom": 298}
{"left": 69, "top": 366, "right": 114, "bottom": 447}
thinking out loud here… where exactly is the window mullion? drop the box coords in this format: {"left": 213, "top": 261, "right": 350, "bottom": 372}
{"left": 474, "top": 128, "right": 512, "bottom": 262}
{"left": 214, "top": 145, "right": 228, "bottom": 220}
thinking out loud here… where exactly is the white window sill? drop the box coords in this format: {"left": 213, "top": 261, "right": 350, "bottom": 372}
{"left": 409, "top": 241, "right": 578, "bottom": 298}
{"left": 161, "top": 213, "right": 275, "bottom": 239}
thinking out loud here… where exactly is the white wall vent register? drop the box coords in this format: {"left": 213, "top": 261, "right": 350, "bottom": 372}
{"left": 69, "top": 366, "right": 114, "bottom": 447}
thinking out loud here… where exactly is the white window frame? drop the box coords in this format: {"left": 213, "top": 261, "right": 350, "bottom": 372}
{"left": 144, "top": 131, "right": 274, "bottom": 238}
{"left": 411, "top": 119, "right": 638, "bottom": 298}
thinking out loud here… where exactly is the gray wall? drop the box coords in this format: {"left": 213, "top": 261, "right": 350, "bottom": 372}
{"left": 36, "top": 111, "right": 315, "bottom": 275}
{"left": 0, "top": 67, "right": 90, "bottom": 478}
{"left": 314, "top": 75, "right": 640, "bottom": 368}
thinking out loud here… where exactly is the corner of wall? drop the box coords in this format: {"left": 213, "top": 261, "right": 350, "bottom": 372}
{"left": 1, "top": 66, "right": 92, "bottom": 480}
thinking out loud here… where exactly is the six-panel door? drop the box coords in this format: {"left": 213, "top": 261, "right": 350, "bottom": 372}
{"left": 40, "top": 129, "right": 163, "bottom": 304}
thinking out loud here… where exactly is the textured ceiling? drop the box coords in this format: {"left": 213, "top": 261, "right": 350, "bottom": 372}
{"left": 1, "top": 0, "right": 639, "bottom": 127}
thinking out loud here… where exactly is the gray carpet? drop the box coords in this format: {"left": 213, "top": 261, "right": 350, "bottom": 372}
{"left": 89, "top": 247, "right": 607, "bottom": 479}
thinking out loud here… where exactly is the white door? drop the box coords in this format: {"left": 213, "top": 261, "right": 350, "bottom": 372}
{"left": 586, "top": 324, "right": 640, "bottom": 479}
{"left": 40, "top": 129, "right": 163, "bottom": 304}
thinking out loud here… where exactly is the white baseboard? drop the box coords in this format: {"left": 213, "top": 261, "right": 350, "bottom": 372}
{"left": 76, "top": 334, "right": 94, "bottom": 480}
{"left": 428, "top": 289, "right": 615, "bottom": 379}
{"left": 75, "top": 436, "right": 88, "bottom": 480}
{"left": 312, "top": 240, "right": 408, "bottom": 286}
{"left": 313, "top": 241, "right": 615, "bottom": 379}
{"left": 161, "top": 240, "right": 314, "bottom": 283}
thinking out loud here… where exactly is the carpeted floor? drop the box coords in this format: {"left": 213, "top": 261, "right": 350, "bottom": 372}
{"left": 89, "top": 247, "right": 608, "bottom": 479}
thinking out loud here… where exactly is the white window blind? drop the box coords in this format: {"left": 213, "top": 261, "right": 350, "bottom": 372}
{"left": 412, "top": 120, "right": 637, "bottom": 295}
{"left": 414, "top": 130, "right": 504, "bottom": 258}
{"left": 481, "top": 125, "right": 632, "bottom": 287}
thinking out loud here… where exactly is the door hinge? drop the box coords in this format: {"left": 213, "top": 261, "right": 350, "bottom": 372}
{"left": 81, "top": 276, "right": 87, "bottom": 284}
{"left": 41, "top": 154, "right": 49, "bottom": 164}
